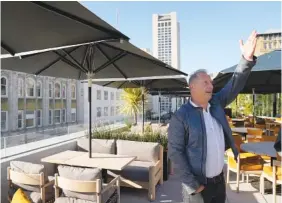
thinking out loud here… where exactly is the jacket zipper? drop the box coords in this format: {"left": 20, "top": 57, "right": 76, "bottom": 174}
{"left": 199, "top": 111, "right": 206, "bottom": 180}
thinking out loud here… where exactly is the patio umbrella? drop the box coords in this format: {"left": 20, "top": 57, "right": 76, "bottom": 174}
{"left": 2, "top": 41, "right": 188, "bottom": 157}
{"left": 90, "top": 77, "right": 188, "bottom": 133}
{"left": 1, "top": 1, "right": 129, "bottom": 57}
{"left": 213, "top": 50, "right": 281, "bottom": 123}
{"left": 213, "top": 50, "right": 281, "bottom": 94}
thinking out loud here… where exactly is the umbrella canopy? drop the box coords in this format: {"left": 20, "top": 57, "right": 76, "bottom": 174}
{"left": 90, "top": 77, "right": 188, "bottom": 89}
{"left": 2, "top": 40, "right": 187, "bottom": 80}
{"left": 213, "top": 50, "right": 281, "bottom": 94}
{"left": 1, "top": 1, "right": 129, "bottom": 57}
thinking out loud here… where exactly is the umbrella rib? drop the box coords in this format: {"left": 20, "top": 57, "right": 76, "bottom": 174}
{"left": 30, "top": 1, "right": 129, "bottom": 40}
{"left": 118, "top": 81, "right": 127, "bottom": 89}
{"left": 61, "top": 49, "right": 87, "bottom": 72}
{"left": 103, "top": 81, "right": 114, "bottom": 87}
{"left": 1, "top": 42, "right": 15, "bottom": 56}
{"left": 96, "top": 44, "right": 128, "bottom": 79}
{"left": 100, "top": 42, "right": 188, "bottom": 76}
{"left": 93, "top": 51, "right": 126, "bottom": 74}
{"left": 171, "top": 78, "right": 188, "bottom": 87}
{"left": 53, "top": 50, "right": 88, "bottom": 73}
{"left": 34, "top": 47, "right": 81, "bottom": 75}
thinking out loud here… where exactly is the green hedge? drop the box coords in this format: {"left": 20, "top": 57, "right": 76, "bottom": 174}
{"left": 87, "top": 126, "right": 168, "bottom": 150}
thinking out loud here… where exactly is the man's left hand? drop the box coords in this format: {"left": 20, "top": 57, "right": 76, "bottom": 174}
{"left": 239, "top": 30, "right": 258, "bottom": 61}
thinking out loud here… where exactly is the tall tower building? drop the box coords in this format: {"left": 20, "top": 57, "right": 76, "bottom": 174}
{"left": 152, "top": 12, "right": 180, "bottom": 70}
{"left": 152, "top": 12, "right": 181, "bottom": 116}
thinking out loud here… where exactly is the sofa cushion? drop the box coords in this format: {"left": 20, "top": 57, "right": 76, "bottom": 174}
{"left": 10, "top": 161, "right": 46, "bottom": 193}
{"left": 116, "top": 140, "right": 160, "bottom": 162}
{"left": 77, "top": 138, "right": 116, "bottom": 154}
{"left": 58, "top": 165, "right": 102, "bottom": 201}
{"left": 112, "top": 161, "right": 154, "bottom": 182}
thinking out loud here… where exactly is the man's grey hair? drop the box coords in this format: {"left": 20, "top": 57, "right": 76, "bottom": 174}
{"left": 188, "top": 69, "right": 208, "bottom": 85}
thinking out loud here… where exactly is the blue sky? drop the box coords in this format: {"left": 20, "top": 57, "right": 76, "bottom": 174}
{"left": 81, "top": 1, "right": 281, "bottom": 75}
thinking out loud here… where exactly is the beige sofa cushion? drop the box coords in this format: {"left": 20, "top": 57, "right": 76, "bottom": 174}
{"left": 58, "top": 165, "right": 102, "bottom": 201}
{"left": 10, "top": 161, "right": 45, "bottom": 192}
{"left": 116, "top": 140, "right": 160, "bottom": 163}
{"left": 77, "top": 138, "right": 115, "bottom": 154}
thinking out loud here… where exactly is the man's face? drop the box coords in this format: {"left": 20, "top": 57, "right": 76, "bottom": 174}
{"left": 190, "top": 72, "right": 214, "bottom": 101}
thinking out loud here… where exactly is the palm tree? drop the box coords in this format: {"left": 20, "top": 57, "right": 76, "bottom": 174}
{"left": 119, "top": 87, "right": 148, "bottom": 125}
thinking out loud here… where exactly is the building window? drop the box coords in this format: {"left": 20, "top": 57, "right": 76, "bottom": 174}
{"left": 116, "top": 106, "right": 119, "bottom": 115}
{"left": 116, "top": 92, "right": 120, "bottom": 100}
{"left": 37, "top": 110, "right": 42, "bottom": 127}
{"left": 62, "top": 84, "right": 66, "bottom": 98}
{"left": 49, "top": 110, "right": 53, "bottom": 125}
{"left": 26, "top": 78, "right": 35, "bottom": 97}
{"left": 49, "top": 83, "right": 53, "bottom": 98}
{"left": 71, "top": 84, "right": 76, "bottom": 99}
{"left": 1, "top": 111, "right": 8, "bottom": 131}
{"left": 71, "top": 108, "right": 76, "bottom": 122}
{"left": 104, "top": 91, "right": 108, "bottom": 100}
{"left": 111, "top": 92, "right": 114, "bottom": 100}
{"left": 18, "top": 78, "right": 24, "bottom": 97}
{"left": 97, "top": 107, "right": 101, "bottom": 117}
{"left": 25, "top": 110, "right": 35, "bottom": 128}
{"left": 61, "top": 109, "right": 66, "bottom": 123}
{"left": 104, "top": 107, "right": 108, "bottom": 117}
{"left": 54, "top": 109, "right": 61, "bottom": 124}
{"left": 36, "top": 81, "right": 42, "bottom": 97}
{"left": 97, "top": 90, "right": 101, "bottom": 100}
{"left": 1, "top": 77, "right": 8, "bottom": 97}
{"left": 55, "top": 82, "right": 61, "bottom": 98}
{"left": 111, "top": 106, "right": 114, "bottom": 116}
{"left": 18, "top": 110, "right": 23, "bottom": 129}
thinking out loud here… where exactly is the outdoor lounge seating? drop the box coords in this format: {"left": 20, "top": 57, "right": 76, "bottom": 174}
{"left": 76, "top": 137, "right": 164, "bottom": 201}
{"left": 54, "top": 165, "right": 120, "bottom": 203}
{"left": 7, "top": 161, "right": 55, "bottom": 203}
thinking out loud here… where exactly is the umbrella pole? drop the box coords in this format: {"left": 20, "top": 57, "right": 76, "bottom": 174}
{"left": 252, "top": 88, "right": 255, "bottom": 127}
{"left": 273, "top": 93, "right": 277, "bottom": 117}
{"left": 142, "top": 88, "right": 145, "bottom": 134}
{"left": 88, "top": 73, "right": 92, "bottom": 158}
{"left": 158, "top": 91, "right": 161, "bottom": 124}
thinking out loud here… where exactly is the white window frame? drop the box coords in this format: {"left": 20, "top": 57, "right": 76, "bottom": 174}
{"left": 71, "top": 84, "right": 76, "bottom": 99}
{"left": 62, "top": 84, "right": 66, "bottom": 99}
{"left": 54, "top": 109, "right": 61, "bottom": 124}
{"left": 97, "top": 90, "right": 101, "bottom": 100}
{"left": 104, "top": 107, "right": 108, "bottom": 117}
{"left": 36, "top": 81, "right": 42, "bottom": 98}
{"left": 97, "top": 107, "right": 102, "bottom": 118}
{"left": 71, "top": 108, "right": 76, "bottom": 122}
{"left": 61, "top": 109, "right": 66, "bottom": 123}
{"left": 26, "top": 78, "right": 35, "bottom": 98}
{"left": 104, "top": 91, "right": 108, "bottom": 100}
{"left": 25, "top": 110, "right": 35, "bottom": 129}
{"left": 49, "top": 109, "right": 53, "bottom": 125}
{"left": 1, "top": 111, "right": 8, "bottom": 131}
{"left": 36, "top": 109, "right": 42, "bottom": 127}
{"left": 49, "top": 82, "right": 53, "bottom": 98}
{"left": 1, "top": 76, "right": 8, "bottom": 97}
{"left": 111, "top": 106, "right": 115, "bottom": 116}
{"left": 54, "top": 82, "right": 61, "bottom": 98}
{"left": 18, "top": 110, "right": 24, "bottom": 129}
{"left": 18, "top": 78, "right": 24, "bottom": 98}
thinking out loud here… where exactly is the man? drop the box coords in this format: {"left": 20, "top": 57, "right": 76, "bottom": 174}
{"left": 168, "top": 30, "right": 258, "bottom": 203}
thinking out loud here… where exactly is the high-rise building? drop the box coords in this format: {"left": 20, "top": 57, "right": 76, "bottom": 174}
{"left": 255, "top": 31, "right": 281, "bottom": 56}
{"left": 152, "top": 12, "right": 180, "bottom": 70}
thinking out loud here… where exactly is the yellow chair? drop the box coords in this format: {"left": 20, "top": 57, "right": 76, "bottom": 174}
{"left": 260, "top": 153, "right": 282, "bottom": 203}
{"left": 226, "top": 135, "right": 264, "bottom": 193}
{"left": 247, "top": 128, "right": 263, "bottom": 139}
